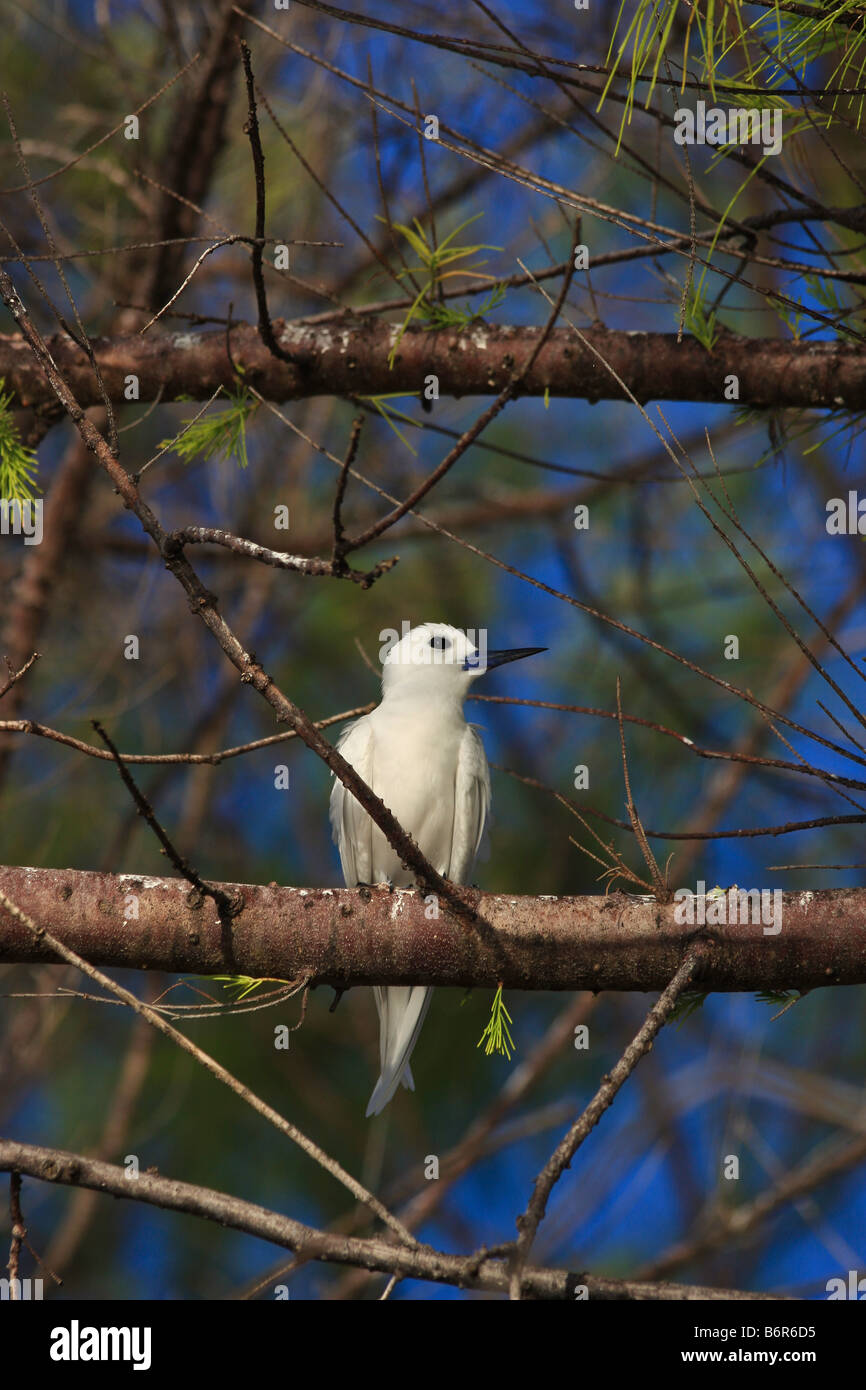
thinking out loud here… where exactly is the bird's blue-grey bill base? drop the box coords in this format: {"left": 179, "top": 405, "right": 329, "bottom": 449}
{"left": 329, "top": 624, "right": 546, "bottom": 1116}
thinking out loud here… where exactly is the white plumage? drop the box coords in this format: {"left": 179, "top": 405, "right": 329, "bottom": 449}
{"left": 329, "top": 621, "right": 543, "bottom": 1116}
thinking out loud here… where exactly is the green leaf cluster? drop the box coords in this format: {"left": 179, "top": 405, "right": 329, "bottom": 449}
{"left": 0, "top": 379, "right": 39, "bottom": 502}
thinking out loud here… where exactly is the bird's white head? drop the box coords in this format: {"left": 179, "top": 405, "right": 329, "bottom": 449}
{"left": 380, "top": 622, "right": 545, "bottom": 702}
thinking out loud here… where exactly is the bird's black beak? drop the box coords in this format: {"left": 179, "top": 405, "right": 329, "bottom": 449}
{"left": 463, "top": 646, "right": 547, "bottom": 672}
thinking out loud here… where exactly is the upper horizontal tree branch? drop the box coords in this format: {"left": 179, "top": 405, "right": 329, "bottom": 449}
{"left": 1, "top": 319, "right": 863, "bottom": 412}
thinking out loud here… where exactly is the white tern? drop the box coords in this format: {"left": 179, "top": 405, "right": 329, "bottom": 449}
{"left": 330, "top": 622, "right": 545, "bottom": 1116}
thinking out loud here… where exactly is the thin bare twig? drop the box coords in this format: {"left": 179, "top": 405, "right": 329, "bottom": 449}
{"left": 238, "top": 40, "right": 298, "bottom": 365}
{"left": 508, "top": 948, "right": 705, "bottom": 1298}
{"left": 91, "top": 719, "right": 243, "bottom": 921}
{"left": 0, "top": 653, "right": 38, "bottom": 702}
{"left": 0, "top": 887, "right": 416, "bottom": 1245}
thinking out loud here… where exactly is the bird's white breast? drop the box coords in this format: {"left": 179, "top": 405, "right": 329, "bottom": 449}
{"left": 364, "top": 701, "right": 467, "bottom": 885}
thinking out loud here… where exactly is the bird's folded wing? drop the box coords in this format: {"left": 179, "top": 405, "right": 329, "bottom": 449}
{"left": 329, "top": 717, "right": 374, "bottom": 887}
{"left": 449, "top": 724, "right": 492, "bottom": 884}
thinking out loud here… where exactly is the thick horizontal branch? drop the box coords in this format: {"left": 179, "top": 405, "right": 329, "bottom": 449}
{"left": 2, "top": 319, "right": 863, "bottom": 412}
{"left": 1, "top": 865, "right": 864, "bottom": 992}
{"left": 0, "top": 1140, "right": 783, "bottom": 1299}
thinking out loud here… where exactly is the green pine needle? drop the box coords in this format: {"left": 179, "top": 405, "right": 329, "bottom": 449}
{"left": 382, "top": 215, "right": 506, "bottom": 367}
{"left": 669, "top": 990, "right": 709, "bottom": 1026}
{"left": 0, "top": 379, "right": 40, "bottom": 501}
{"left": 415, "top": 281, "right": 506, "bottom": 333}
{"left": 756, "top": 988, "right": 793, "bottom": 1007}
{"left": 671, "top": 988, "right": 803, "bottom": 1028}
{"left": 210, "top": 974, "right": 272, "bottom": 1001}
{"left": 683, "top": 288, "right": 718, "bottom": 353}
{"left": 477, "top": 984, "right": 516, "bottom": 1060}
{"left": 755, "top": 988, "right": 802, "bottom": 1020}
{"left": 358, "top": 392, "right": 419, "bottom": 455}
{"left": 159, "top": 383, "right": 257, "bottom": 469}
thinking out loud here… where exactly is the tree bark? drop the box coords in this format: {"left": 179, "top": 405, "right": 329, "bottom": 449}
{"left": 1, "top": 864, "right": 863, "bottom": 992}
{"left": 0, "top": 1138, "right": 788, "bottom": 1300}
{"left": 1, "top": 320, "right": 863, "bottom": 411}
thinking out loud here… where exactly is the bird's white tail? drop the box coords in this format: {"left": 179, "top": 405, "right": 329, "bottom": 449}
{"left": 365, "top": 985, "right": 433, "bottom": 1117}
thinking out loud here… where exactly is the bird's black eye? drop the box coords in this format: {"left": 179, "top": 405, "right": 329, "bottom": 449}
{"left": 429, "top": 635, "right": 450, "bottom": 651}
